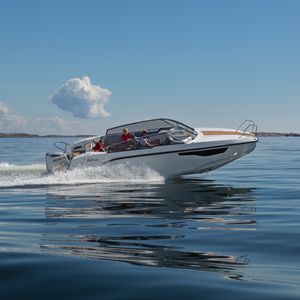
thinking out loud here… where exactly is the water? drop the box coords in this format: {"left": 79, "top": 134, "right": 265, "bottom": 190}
{"left": 0, "top": 137, "right": 299, "bottom": 299}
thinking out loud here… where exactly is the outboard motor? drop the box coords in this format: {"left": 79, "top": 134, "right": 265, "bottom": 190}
{"left": 45, "top": 152, "right": 70, "bottom": 173}
{"left": 45, "top": 141, "right": 72, "bottom": 173}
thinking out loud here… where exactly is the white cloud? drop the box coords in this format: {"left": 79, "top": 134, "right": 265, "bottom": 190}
{"left": 0, "top": 101, "right": 11, "bottom": 114}
{"left": 0, "top": 101, "right": 27, "bottom": 130}
{"left": 0, "top": 101, "right": 82, "bottom": 135}
{"left": 49, "top": 76, "right": 111, "bottom": 118}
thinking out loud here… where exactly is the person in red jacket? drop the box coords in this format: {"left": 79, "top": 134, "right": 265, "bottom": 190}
{"left": 93, "top": 138, "right": 105, "bottom": 152}
{"left": 121, "top": 128, "right": 134, "bottom": 142}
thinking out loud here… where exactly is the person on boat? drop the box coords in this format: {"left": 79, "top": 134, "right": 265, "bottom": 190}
{"left": 121, "top": 128, "right": 134, "bottom": 142}
{"left": 139, "top": 130, "right": 160, "bottom": 148}
{"left": 93, "top": 138, "right": 105, "bottom": 152}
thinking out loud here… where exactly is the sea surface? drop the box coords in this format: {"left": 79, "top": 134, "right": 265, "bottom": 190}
{"left": 0, "top": 137, "right": 299, "bottom": 299}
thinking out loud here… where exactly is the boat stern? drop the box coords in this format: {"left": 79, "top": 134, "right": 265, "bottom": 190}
{"left": 45, "top": 153, "right": 70, "bottom": 173}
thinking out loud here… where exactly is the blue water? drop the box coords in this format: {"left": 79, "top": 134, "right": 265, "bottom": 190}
{"left": 0, "top": 137, "right": 299, "bottom": 299}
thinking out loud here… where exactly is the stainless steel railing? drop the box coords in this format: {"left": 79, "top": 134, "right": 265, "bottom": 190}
{"left": 54, "top": 141, "right": 73, "bottom": 154}
{"left": 235, "top": 120, "right": 258, "bottom": 138}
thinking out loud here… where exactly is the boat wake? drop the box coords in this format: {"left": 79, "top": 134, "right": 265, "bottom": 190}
{"left": 0, "top": 162, "right": 164, "bottom": 188}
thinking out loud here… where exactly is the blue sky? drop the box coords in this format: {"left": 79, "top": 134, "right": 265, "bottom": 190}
{"left": 0, "top": 0, "right": 299, "bottom": 134}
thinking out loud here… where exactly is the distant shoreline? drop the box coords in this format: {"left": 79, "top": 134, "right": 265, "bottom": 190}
{"left": 256, "top": 132, "right": 300, "bottom": 137}
{"left": 0, "top": 132, "right": 300, "bottom": 138}
{"left": 0, "top": 133, "right": 95, "bottom": 138}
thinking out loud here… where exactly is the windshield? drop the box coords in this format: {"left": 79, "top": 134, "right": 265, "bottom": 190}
{"left": 104, "top": 118, "right": 197, "bottom": 147}
{"left": 106, "top": 118, "right": 197, "bottom": 135}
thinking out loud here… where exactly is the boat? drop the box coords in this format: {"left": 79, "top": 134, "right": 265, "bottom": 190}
{"left": 45, "top": 118, "right": 258, "bottom": 177}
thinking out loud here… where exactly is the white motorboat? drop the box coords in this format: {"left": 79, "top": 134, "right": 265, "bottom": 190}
{"left": 45, "top": 118, "right": 258, "bottom": 177}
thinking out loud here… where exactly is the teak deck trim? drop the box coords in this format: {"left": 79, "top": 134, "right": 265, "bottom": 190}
{"left": 201, "top": 131, "right": 255, "bottom": 137}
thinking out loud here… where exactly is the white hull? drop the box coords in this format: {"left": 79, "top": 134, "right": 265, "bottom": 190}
{"left": 59, "top": 140, "right": 256, "bottom": 178}
{"left": 46, "top": 119, "right": 258, "bottom": 178}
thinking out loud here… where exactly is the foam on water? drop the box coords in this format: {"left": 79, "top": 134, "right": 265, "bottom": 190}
{"left": 0, "top": 162, "right": 164, "bottom": 188}
{"left": 0, "top": 162, "right": 46, "bottom": 172}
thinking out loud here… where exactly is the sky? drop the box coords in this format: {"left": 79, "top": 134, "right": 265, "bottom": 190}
{"left": 0, "top": 0, "right": 299, "bottom": 135}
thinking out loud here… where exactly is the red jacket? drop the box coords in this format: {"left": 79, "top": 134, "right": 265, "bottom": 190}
{"left": 93, "top": 141, "right": 105, "bottom": 152}
{"left": 121, "top": 132, "right": 133, "bottom": 141}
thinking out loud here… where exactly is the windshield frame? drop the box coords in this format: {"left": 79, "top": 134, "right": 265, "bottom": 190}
{"left": 106, "top": 118, "right": 197, "bottom": 136}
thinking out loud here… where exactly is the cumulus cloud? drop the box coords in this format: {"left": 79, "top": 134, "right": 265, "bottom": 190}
{"left": 0, "top": 101, "right": 11, "bottom": 114}
{"left": 49, "top": 76, "right": 111, "bottom": 118}
{"left": 0, "top": 101, "right": 81, "bottom": 135}
{"left": 0, "top": 101, "right": 26, "bottom": 130}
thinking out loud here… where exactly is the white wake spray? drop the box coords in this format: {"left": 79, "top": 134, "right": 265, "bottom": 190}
{"left": 0, "top": 162, "right": 164, "bottom": 188}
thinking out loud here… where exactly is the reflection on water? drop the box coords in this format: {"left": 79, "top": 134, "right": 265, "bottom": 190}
{"left": 41, "top": 234, "right": 248, "bottom": 281}
{"left": 45, "top": 179, "right": 256, "bottom": 223}
{"left": 42, "top": 179, "right": 256, "bottom": 280}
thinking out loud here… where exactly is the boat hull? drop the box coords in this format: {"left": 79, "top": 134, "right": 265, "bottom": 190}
{"left": 67, "top": 139, "right": 257, "bottom": 178}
